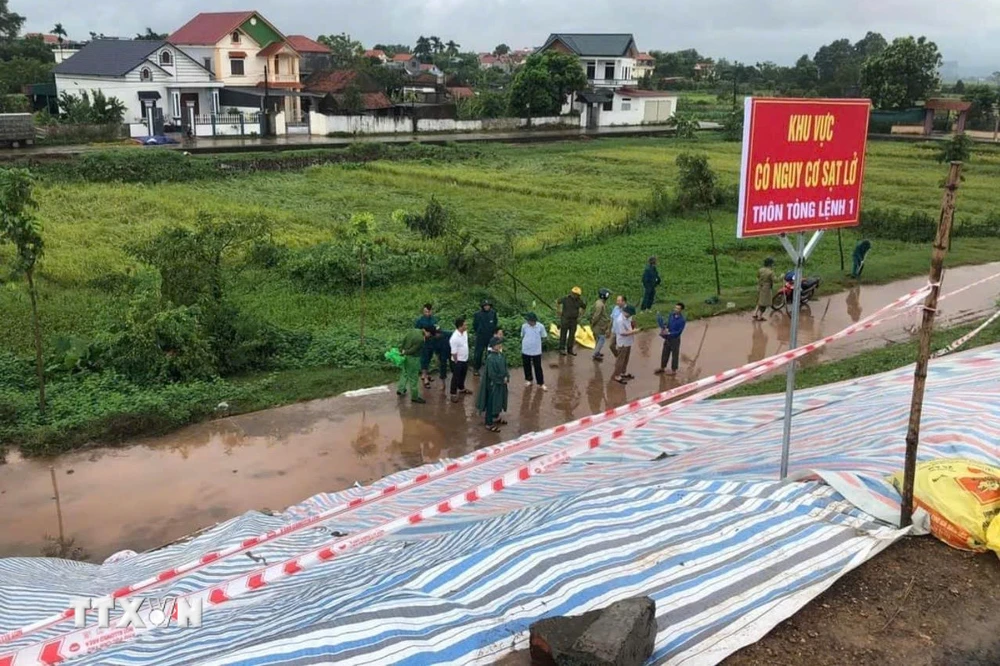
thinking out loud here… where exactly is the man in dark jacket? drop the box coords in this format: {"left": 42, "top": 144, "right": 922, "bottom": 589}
{"left": 472, "top": 299, "right": 499, "bottom": 376}
{"left": 655, "top": 302, "right": 687, "bottom": 375}
{"left": 558, "top": 287, "right": 586, "bottom": 356}
{"left": 641, "top": 256, "right": 661, "bottom": 311}
{"left": 414, "top": 303, "right": 439, "bottom": 387}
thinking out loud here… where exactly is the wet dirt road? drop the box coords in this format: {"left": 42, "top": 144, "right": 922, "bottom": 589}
{"left": 1, "top": 264, "right": 998, "bottom": 561}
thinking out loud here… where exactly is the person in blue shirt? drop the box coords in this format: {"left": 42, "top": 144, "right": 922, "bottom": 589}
{"left": 520, "top": 312, "right": 548, "bottom": 391}
{"left": 654, "top": 302, "right": 686, "bottom": 375}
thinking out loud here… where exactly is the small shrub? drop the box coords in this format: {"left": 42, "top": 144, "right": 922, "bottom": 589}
{"left": 402, "top": 196, "right": 451, "bottom": 239}
{"left": 859, "top": 207, "right": 937, "bottom": 243}
{"left": 74, "top": 150, "right": 216, "bottom": 183}
{"left": 937, "top": 133, "right": 973, "bottom": 163}
{"left": 286, "top": 242, "right": 439, "bottom": 291}
{"left": 668, "top": 113, "right": 699, "bottom": 139}
{"left": 722, "top": 109, "right": 744, "bottom": 141}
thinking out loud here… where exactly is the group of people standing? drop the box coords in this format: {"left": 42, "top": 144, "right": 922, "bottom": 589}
{"left": 398, "top": 254, "right": 689, "bottom": 431}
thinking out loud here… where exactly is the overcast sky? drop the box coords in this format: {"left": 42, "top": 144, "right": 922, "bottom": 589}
{"left": 16, "top": 0, "right": 1000, "bottom": 71}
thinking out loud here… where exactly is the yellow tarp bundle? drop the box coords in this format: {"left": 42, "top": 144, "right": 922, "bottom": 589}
{"left": 891, "top": 459, "right": 1000, "bottom": 554}
{"left": 548, "top": 323, "right": 596, "bottom": 350}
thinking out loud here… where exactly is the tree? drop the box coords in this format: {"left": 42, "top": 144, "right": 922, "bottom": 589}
{"left": 0, "top": 169, "right": 46, "bottom": 413}
{"left": 508, "top": 52, "right": 587, "bottom": 117}
{"left": 991, "top": 71, "right": 1000, "bottom": 87}
{"left": 341, "top": 83, "right": 364, "bottom": 115}
{"left": 0, "top": 57, "right": 53, "bottom": 95}
{"left": 0, "top": 0, "right": 25, "bottom": 42}
{"left": 445, "top": 40, "right": 460, "bottom": 57}
{"left": 962, "top": 84, "right": 999, "bottom": 129}
{"left": 861, "top": 36, "right": 942, "bottom": 109}
{"left": 791, "top": 54, "right": 819, "bottom": 93}
{"left": 135, "top": 27, "right": 168, "bottom": 40}
{"left": 373, "top": 43, "right": 409, "bottom": 57}
{"left": 675, "top": 154, "right": 721, "bottom": 296}
{"left": 493, "top": 43, "right": 510, "bottom": 56}
{"left": 57, "top": 90, "right": 126, "bottom": 123}
{"left": 429, "top": 36, "right": 443, "bottom": 55}
{"left": 347, "top": 212, "right": 381, "bottom": 345}
{"left": 413, "top": 36, "right": 432, "bottom": 61}
{"left": 813, "top": 38, "right": 855, "bottom": 96}
{"left": 51, "top": 23, "right": 66, "bottom": 60}
{"left": 953, "top": 79, "right": 966, "bottom": 94}
{"left": 317, "top": 32, "right": 363, "bottom": 69}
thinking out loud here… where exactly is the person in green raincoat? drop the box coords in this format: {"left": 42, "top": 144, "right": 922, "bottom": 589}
{"left": 476, "top": 336, "right": 510, "bottom": 432}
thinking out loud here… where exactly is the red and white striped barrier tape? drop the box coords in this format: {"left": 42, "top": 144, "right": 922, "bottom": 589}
{"left": 933, "top": 308, "right": 1000, "bottom": 358}
{"left": 0, "top": 281, "right": 937, "bottom": 666}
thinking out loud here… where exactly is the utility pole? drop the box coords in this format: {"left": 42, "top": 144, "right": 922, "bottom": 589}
{"left": 899, "top": 161, "right": 962, "bottom": 527}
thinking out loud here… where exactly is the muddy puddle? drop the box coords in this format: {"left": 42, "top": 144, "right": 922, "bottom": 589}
{"left": 2, "top": 264, "right": 998, "bottom": 560}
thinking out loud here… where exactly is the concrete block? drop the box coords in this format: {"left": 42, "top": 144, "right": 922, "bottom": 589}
{"left": 528, "top": 597, "right": 656, "bottom": 666}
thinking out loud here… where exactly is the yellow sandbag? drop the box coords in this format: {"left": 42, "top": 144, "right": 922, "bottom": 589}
{"left": 890, "top": 459, "right": 1000, "bottom": 553}
{"left": 548, "top": 323, "right": 596, "bottom": 350}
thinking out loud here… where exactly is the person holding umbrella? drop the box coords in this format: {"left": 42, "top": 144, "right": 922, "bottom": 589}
{"left": 753, "top": 257, "right": 776, "bottom": 321}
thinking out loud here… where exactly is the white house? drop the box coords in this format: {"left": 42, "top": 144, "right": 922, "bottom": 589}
{"left": 538, "top": 33, "right": 677, "bottom": 128}
{"left": 52, "top": 39, "right": 222, "bottom": 135}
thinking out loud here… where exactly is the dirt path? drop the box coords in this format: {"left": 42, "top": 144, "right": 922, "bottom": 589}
{"left": 723, "top": 536, "right": 1000, "bottom": 665}
{"left": 1, "top": 263, "right": 998, "bottom": 561}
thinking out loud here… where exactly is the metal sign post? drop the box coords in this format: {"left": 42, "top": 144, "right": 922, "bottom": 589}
{"left": 778, "top": 229, "right": 824, "bottom": 479}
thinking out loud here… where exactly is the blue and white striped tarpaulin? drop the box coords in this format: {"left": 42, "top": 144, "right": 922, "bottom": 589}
{"left": 1, "top": 346, "right": 998, "bottom": 665}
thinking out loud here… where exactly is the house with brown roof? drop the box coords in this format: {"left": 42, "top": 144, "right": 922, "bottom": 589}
{"left": 169, "top": 11, "right": 304, "bottom": 117}
{"left": 389, "top": 53, "right": 421, "bottom": 77}
{"left": 635, "top": 52, "right": 655, "bottom": 80}
{"left": 286, "top": 35, "right": 332, "bottom": 80}
{"left": 303, "top": 70, "right": 392, "bottom": 115}
{"left": 364, "top": 49, "right": 388, "bottom": 63}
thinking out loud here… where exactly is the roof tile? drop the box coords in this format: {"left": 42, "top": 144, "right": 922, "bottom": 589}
{"left": 169, "top": 11, "right": 254, "bottom": 46}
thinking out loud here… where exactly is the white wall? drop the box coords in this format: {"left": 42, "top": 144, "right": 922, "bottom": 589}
{"left": 178, "top": 46, "right": 216, "bottom": 76}
{"left": 308, "top": 113, "right": 574, "bottom": 136}
{"left": 55, "top": 74, "right": 163, "bottom": 122}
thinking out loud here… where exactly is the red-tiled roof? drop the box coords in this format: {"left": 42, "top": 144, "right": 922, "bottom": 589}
{"left": 258, "top": 40, "right": 297, "bottom": 58}
{"left": 392, "top": 53, "right": 415, "bottom": 62}
{"left": 419, "top": 63, "right": 438, "bottom": 71}
{"left": 304, "top": 69, "right": 358, "bottom": 93}
{"left": 360, "top": 92, "right": 392, "bottom": 109}
{"left": 637, "top": 52, "right": 654, "bottom": 62}
{"left": 26, "top": 33, "right": 62, "bottom": 45}
{"left": 448, "top": 86, "right": 474, "bottom": 99}
{"left": 169, "top": 11, "right": 255, "bottom": 45}
{"left": 479, "top": 54, "right": 499, "bottom": 64}
{"left": 364, "top": 49, "right": 386, "bottom": 58}
{"left": 286, "top": 35, "right": 330, "bottom": 53}
{"left": 254, "top": 81, "right": 302, "bottom": 89}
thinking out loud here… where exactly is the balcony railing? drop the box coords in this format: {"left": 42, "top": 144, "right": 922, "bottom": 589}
{"left": 588, "top": 78, "right": 637, "bottom": 88}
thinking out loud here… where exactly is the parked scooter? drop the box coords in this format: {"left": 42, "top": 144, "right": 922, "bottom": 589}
{"left": 772, "top": 270, "right": 821, "bottom": 313}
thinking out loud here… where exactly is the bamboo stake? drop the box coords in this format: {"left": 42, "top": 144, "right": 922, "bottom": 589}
{"left": 899, "top": 161, "right": 962, "bottom": 528}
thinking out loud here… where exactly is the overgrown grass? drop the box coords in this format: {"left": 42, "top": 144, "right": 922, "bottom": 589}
{"left": 721, "top": 320, "right": 1000, "bottom": 398}
{"left": 2, "top": 136, "right": 999, "bottom": 454}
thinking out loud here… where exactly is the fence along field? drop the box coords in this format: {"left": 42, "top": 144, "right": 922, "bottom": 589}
{"left": 1, "top": 136, "right": 1000, "bottom": 454}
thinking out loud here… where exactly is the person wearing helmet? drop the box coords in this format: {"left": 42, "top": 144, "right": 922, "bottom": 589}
{"left": 558, "top": 287, "right": 586, "bottom": 356}
{"left": 590, "top": 288, "right": 612, "bottom": 361}
{"left": 754, "top": 257, "right": 776, "bottom": 321}
{"left": 472, "top": 299, "right": 499, "bottom": 376}
{"left": 641, "top": 256, "right": 661, "bottom": 311}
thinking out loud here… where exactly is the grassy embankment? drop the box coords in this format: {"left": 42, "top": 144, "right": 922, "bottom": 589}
{"left": 1, "top": 137, "right": 999, "bottom": 457}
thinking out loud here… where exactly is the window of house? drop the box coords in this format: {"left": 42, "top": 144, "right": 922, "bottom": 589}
{"left": 140, "top": 67, "right": 152, "bottom": 81}
{"left": 230, "top": 58, "right": 245, "bottom": 76}
{"left": 231, "top": 31, "right": 241, "bottom": 43}
{"left": 160, "top": 50, "right": 172, "bottom": 66}
{"left": 602, "top": 100, "right": 613, "bottom": 112}
{"left": 604, "top": 62, "right": 615, "bottom": 80}
{"left": 273, "top": 56, "right": 280, "bottom": 75}
{"left": 585, "top": 61, "right": 596, "bottom": 79}
{"left": 171, "top": 91, "right": 181, "bottom": 118}
{"left": 203, "top": 57, "right": 212, "bottom": 72}
{"left": 622, "top": 67, "right": 631, "bottom": 81}
{"left": 621, "top": 98, "right": 632, "bottom": 111}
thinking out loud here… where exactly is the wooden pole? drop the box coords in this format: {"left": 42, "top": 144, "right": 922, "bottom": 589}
{"left": 899, "top": 161, "right": 962, "bottom": 528}
{"left": 837, "top": 228, "right": 845, "bottom": 272}
{"left": 50, "top": 465, "right": 64, "bottom": 543}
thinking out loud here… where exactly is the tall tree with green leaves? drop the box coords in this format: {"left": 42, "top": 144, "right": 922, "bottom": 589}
{"left": 675, "top": 154, "right": 722, "bottom": 296}
{"left": 509, "top": 52, "right": 587, "bottom": 117}
{"left": 445, "top": 40, "right": 460, "bottom": 57}
{"left": 0, "top": 0, "right": 25, "bottom": 42}
{"left": 135, "top": 27, "right": 168, "bottom": 40}
{"left": 317, "top": 32, "right": 363, "bottom": 69}
{"left": 493, "top": 43, "right": 510, "bottom": 56}
{"left": 861, "top": 36, "right": 942, "bottom": 109}
{"left": 51, "top": 22, "right": 66, "bottom": 60}
{"left": 0, "top": 169, "right": 46, "bottom": 413}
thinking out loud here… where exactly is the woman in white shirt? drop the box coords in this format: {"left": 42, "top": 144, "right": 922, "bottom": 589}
{"left": 449, "top": 317, "right": 472, "bottom": 402}
{"left": 520, "top": 312, "right": 548, "bottom": 391}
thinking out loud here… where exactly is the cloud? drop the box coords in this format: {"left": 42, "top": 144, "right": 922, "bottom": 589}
{"left": 15, "top": 0, "right": 1000, "bottom": 69}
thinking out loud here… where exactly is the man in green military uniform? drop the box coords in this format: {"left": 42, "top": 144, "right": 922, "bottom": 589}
{"left": 558, "top": 286, "right": 586, "bottom": 356}
{"left": 476, "top": 336, "right": 510, "bottom": 431}
{"left": 398, "top": 326, "right": 433, "bottom": 404}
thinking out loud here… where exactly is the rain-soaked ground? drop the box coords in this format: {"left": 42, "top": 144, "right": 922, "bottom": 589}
{"left": 1, "top": 263, "right": 998, "bottom": 561}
